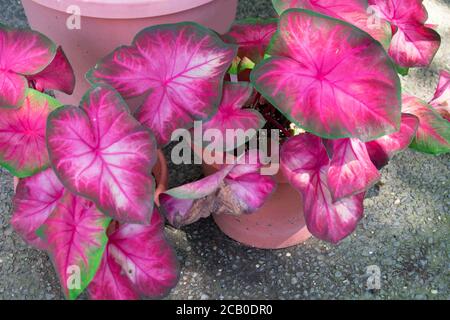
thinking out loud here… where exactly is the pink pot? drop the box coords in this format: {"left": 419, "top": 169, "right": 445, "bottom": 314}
{"left": 21, "top": 0, "right": 238, "bottom": 106}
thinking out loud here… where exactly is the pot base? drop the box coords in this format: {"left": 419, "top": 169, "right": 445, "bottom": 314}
{"left": 212, "top": 183, "right": 311, "bottom": 249}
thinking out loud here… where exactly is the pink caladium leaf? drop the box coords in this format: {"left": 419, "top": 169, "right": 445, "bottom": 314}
{"left": 104, "top": 209, "right": 179, "bottom": 299}
{"left": 251, "top": 9, "right": 401, "bottom": 142}
{"left": 11, "top": 169, "right": 64, "bottom": 249}
{"left": 160, "top": 165, "right": 234, "bottom": 227}
{"left": 0, "top": 89, "right": 62, "bottom": 177}
{"left": 38, "top": 192, "right": 110, "bottom": 300}
{"left": 327, "top": 138, "right": 381, "bottom": 201}
{"left": 201, "top": 82, "right": 265, "bottom": 151}
{"left": 27, "top": 46, "right": 75, "bottom": 95}
{"left": 429, "top": 70, "right": 450, "bottom": 121}
{"left": 0, "top": 25, "right": 56, "bottom": 108}
{"left": 402, "top": 95, "right": 450, "bottom": 154}
{"left": 88, "top": 245, "right": 139, "bottom": 300}
{"left": 223, "top": 18, "right": 278, "bottom": 64}
{"left": 87, "top": 22, "right": 237, "bottom": 146}
{"left": 272, "top": 0, "right": 392, "bottom": 49}
{"left": 365, "top": 113, "right": 419, "bottom": 168}
{"left": 46, "top": 85, "right": 157, "bottom": 224}
{"left": 281, "top": 134, "right": 364, "bottom": 243}
{"left": 368, "top": 0, "right": 441, "bottom": 68}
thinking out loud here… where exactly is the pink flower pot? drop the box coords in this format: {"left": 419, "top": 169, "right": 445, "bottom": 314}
{"left": 21, "top": 0, "right": 238, "bottom": 106}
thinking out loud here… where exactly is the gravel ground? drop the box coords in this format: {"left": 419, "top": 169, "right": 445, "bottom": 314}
{"left": 0, "top": 0, "right": 449, "bottom": 300}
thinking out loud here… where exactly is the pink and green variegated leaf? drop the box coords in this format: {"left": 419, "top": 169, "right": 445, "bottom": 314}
{"left": 46, "top": 85, "right": 157, "bottom": 224}
{"left": 38, "top": 192, "right": 110, "bottom": 300}
{"left": 87, "top": 22, "right": 237, "bottom": 146}
{"left": 429, "top": 70, "right": 450, "bottom": 121}
{"left": 107, "top": 209, "right": 179, "bottom": 298}
{"left": 88, "top": 246, "right": 139, "bottom": 300}
{"left": 27, "top": 46, "right": 75, "bottom": 95}
{"left": 0, "top": 26, "right": 56, "bottom": 108}
{"left": 281, "top": 134, "right": 364, "bottom": 243}
{"left": 402, "top": 95, "right": 450, "bottom": 154}
{"left": 365, "top": 113, "right": 419, "bottom": 168}
{"left": 0, "top": 89, "right": 62, "bottom": 177}
{"left": 223, "top": 18, "right": 278, "bottom": 64}
{"left": 201, "top": 82, "right": 265, "bottom": 151}
{"left": 224, "top": 151, "right": 276, "bottom": 213}
{"left": 0, "top": 70, "right": 28, "bottom": 109}
{"left": 272, "top": 0, "right": 392, "bottom": 49}
{"left": 327, "top": 138, "right": 380, "bottom": 201}
{"left": 11, "top": 169, "right": 64, "bottom": 249}
{"left": 368, "top": 0, "right": 440, "bottom": 68}
{"left": 251, "top": 9, "right": 401, "bottom": 142}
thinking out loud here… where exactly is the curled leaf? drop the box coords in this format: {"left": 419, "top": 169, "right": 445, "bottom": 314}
{"left": 429, "top": 70, "right": 450, "bottom": 121}
{"left": 402, "top": 95, "right": 450, "bottom": 154}
{"left": 27, "top": 46, "right": 75, "bottom": 95}
{"left": 368, "top": 0, "right": 440, "bottom": 68}
{"left": 365, "top": 113, "right": 419, "bottom": 168}
{"left": 47, "top": 85, "right": 157, "bottom": 223}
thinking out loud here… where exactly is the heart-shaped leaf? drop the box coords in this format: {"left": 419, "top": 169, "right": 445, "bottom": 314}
{"left": 0, "top": 25, "right": 56, "bottom": 108}
{"left": 47, "top": 85, "right": 157, "bottom": 223}
{"left": 272, "top": 0, "right": 392, "bottom": 49}
{"left": 105, "top": 209, "right": 179, "bottom": 299}
{"left": 11, "top": 168, "right": 64, "bottom": 249}
{"left": 27, "top": 46, "right": 75, "bottom": 95}
{"left": 281, "top": 134, "right": 364, "bottom": 243}
{"left": 402, "top": 95, "right": 450, "bottom": 154}
{"left": 368, "top": 0, "right": 440, "bottom": 68}
{"left": 38, "top": 192, "right": 110, "bottom": 300}
{"left": 201, "top": 82, "right": 265, "bottom": 151}
{"left": 0, "top": 89, "right": 62, "bottom": 177}
{"left": 327, "top": 138, "right": 380, "bottom": 201}
{"left": 365, "top": 113, "right": 419, "bottom": 168}
{"left": 87, "top": 22, "right": 237, "bottom": 146}
{"left": 223, "top": 18, "right": 278, "bottom": 64}
{"left": 251, "top": 9, "right": 401, "bottom": 142}
{"left": 429, "top": 70, "right": 450, "bottom": 121}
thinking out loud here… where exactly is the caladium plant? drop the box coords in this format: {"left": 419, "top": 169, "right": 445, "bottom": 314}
{"left": 2, "top": 0, "right": 449, "bottom": 301}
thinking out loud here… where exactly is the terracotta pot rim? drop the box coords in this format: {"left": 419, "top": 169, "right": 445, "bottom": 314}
{"left": 31, "top": 0, "right": 217, "bottom": 19}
